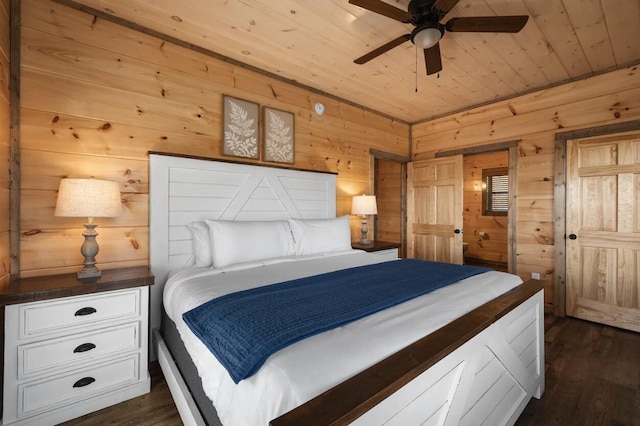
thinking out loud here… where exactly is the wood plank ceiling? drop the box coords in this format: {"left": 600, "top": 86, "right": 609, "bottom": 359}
{"left": 64, "top": 0, "right": 640, "bottom": 123}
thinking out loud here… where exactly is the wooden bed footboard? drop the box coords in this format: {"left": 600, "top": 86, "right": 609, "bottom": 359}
{"left": 271, "top": 279, "right": 545, "bottom": 426}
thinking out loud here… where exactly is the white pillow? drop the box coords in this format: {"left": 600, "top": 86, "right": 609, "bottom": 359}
{"left": 205, "top": 220, "right": 295, "bottom": 268}
{"left": 188, "top": 222, "right": 213, "bottom": 268}
{"left": 288, "top": 216, "right": 352, "bottom": 256}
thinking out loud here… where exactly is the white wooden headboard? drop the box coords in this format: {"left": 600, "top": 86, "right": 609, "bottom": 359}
{"left": 149, "top": 153, "right": 337, "bottom": 332}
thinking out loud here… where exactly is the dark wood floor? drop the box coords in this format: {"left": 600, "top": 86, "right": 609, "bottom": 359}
{"left": 61, "top": 362, "right": 182, "bottom": 426}
{"left": 516, "top": 315, "right": 640, "bottom": 426}
{"left": 63, "top": 315, "right": 640, "bottom": 425}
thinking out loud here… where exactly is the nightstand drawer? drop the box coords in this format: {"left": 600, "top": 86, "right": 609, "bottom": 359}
{"left": 368, "top": 248, "right": 398, "bottom": 260}
{"left": 18, "top": 354, "right": 140, "bottom": 418}
{"left": 18, "top": 289, "right": 141, "bottom": 338}
{"left": 18, "top": 322, "right": 141, "bottom": 379}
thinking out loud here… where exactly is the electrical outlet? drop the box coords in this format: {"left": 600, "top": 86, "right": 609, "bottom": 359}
{"left": 531, "top": 272, "right": 541, "bottom": 280}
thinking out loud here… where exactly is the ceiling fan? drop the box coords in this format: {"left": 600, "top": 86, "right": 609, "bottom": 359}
{"left": 350, "top": 0, "right": 529, "bottom": 75}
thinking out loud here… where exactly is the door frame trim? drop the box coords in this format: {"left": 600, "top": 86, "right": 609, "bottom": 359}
{"left": 437, "top": 141, "right": 519, "bottom": 274}
{"left": 370, "top": 149, "right": 410, "bottom": 258}
{"left": 553, "top": 119, "right": 640, "bottom": 316}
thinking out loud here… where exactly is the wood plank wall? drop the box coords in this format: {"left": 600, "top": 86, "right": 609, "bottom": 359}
{"left": 463, "top": 151, "right": 508, "bottom": 264}
{"left": 18, "top": 0, "right": 409, "bottom": 277}
{"left": 412, "top": 65, "right": 640, "bottom": 309}
{"left": 0, "top": 0, "right": 9, "bottom": 288}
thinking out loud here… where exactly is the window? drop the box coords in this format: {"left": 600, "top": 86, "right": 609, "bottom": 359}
{"left": 482, "top": 167, "right": 509, "bottom": 216}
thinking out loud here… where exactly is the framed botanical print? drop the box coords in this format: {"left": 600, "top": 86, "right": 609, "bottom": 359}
{"left": 222, "top": 95, "right": 259, "bottom": 159}
{"left": 263, "top": 107, "right": 294, "bottom": 164}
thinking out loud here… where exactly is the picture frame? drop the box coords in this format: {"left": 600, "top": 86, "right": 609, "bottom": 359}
{"left": 222, "top": 95, "right": 259, "bottom": 159}
{"left": 263, "top": 107, "right": 295, "bottom": 164}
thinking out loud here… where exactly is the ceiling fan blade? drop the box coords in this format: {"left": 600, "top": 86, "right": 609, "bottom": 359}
{"left": 424, "top": 43, "right": 442, "bottom": 75}
{"left": 432, "top": 0, "right": 461, "bottom": 17}
{"left": 445, "top": 16, "right": 529, "bottom": 33}
{"left": 349, "top": 0, "right": 412, "bottom": 23}
{"left": 354, "top": 34, "right": 411, "bottom": 64}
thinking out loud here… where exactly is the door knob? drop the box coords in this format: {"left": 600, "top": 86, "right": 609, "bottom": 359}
{"left": 454, "top": 229, "right": 461, "bottom": 234}
{"left": 568, "top": 234, "right": 577, "bottom": 240}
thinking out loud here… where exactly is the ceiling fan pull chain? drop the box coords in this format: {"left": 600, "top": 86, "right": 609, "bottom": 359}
{"left": 415, "top": 45, "right": 419, "bottom": 92}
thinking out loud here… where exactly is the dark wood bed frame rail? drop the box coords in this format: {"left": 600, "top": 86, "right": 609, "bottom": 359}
{"left": 270, "top": 279, "right": 545, "bottom": 426}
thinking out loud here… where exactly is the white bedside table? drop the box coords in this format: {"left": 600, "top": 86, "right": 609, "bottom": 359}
{"left": 0, "top": 267, "right": 154, "bottom": 425}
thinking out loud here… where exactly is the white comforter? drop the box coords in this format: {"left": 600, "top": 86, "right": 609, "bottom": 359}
{"left": 163, "top": 250, "right": 522, "bottom": 425}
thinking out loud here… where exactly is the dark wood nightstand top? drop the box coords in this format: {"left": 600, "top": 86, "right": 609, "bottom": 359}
{"left": 0, "top": 266, "right": 154, "bottom": 306}
{"left": 352, "top": 240, "right": 401, "bottom": 252}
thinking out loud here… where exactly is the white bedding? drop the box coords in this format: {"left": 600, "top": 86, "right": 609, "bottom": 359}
{"left": 163, "top": 250, "right": 523, "bottom": 426}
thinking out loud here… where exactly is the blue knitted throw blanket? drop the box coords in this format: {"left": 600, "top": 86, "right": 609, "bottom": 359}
{"left": 183, "top": 259, "right": 490, "bottom": 383}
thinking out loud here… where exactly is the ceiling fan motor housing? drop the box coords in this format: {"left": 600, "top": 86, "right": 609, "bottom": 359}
{"left": 408, "top": 0, "right": 443, "bottom": 24}
{"left": 408, "top": 0, "right": 445, "bottom": 47}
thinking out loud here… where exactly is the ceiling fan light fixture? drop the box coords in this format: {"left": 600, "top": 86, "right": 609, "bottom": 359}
{"left": 412, "top": 23, "right": 443, "bottom": 49}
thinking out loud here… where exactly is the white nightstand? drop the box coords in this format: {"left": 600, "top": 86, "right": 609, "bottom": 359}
{"left": 352, "top": 241, "right": 400, "bottom": 261}
{"left": 0, "top": 267, "right": 153, "bottom": 425}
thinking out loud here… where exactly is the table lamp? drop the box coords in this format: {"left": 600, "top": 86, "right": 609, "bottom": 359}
{"left": 55, "top": 178, "right": 121, "bottom": 279}
{"left": 351, "top": 194, "right": 377, "bottom": 245}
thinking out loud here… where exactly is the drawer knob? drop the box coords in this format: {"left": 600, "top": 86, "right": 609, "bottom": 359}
{"left": 73, "top": 343, "right": 96, "bottom": 353}
{"left": 74, "top": 307, "right": 97, "bottom": 316}
{"left": 73, "top": 377, "right": 96, "bottom": 388}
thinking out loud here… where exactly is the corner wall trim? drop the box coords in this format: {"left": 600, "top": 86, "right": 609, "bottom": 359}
{"left": 9, "top": 0, "right": 21, "bottom": 279}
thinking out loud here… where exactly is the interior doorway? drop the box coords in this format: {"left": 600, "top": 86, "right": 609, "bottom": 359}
{"left": 553, "top": 120, "right": 640, "bottom": 318}
{"left": 564, "top": 131, "right": 640, "bottom": 331}
{"left": 371, "top": 150, "right": 409, "bottom": 258}
{"left": 462, "top": 151, "right": 509, "bottom": 271}
{"left": 426, "top": 140, "right": 518, "bottom": 274}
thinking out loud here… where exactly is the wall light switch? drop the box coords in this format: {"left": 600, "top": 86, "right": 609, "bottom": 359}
{"left": 531, "top": 272, "right": 541, "bottom": 280}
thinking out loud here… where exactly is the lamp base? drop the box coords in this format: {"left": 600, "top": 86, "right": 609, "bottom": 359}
{"left": 78, "top": 223, "right": 102, "bottom": 280}
{"left": 77, "top": 266, "right": 102, "bottom": 279}
{"left": 359, "top": 217, "right": 372, "bottom": 246}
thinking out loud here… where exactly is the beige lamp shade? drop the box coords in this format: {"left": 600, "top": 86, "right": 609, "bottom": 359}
{"left": 55, "top": 179, "right": 122, "bottom": 219}
{"left": 55, "top": 178, "right": 121, "bottom": 279}
{"left": 351, "top": 195, "right": 378, "bottom": 216}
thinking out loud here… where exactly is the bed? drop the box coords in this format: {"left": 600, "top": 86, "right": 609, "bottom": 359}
{"left": 149, "top": 152, "right": 545, "bottom": 426}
